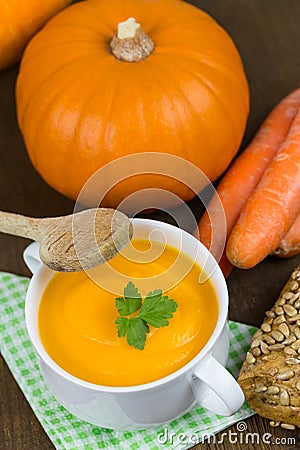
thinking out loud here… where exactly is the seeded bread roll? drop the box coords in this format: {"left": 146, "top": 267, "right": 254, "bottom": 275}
{"left": 238, "top": 266, "right": 300, "bottom": 428}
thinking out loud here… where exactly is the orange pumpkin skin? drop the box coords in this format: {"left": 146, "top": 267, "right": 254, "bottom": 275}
{"left": 16, "top": 0, "right": 249, "bottom": 209}
{"left": 0, "top": 0, "right": 71, "bottom": 70}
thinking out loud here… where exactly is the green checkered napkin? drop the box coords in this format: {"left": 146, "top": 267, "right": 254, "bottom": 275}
{"left": 0, "top": 272, "right": 256, "bottom": 450}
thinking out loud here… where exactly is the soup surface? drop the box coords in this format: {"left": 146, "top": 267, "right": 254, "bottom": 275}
{"left": 38, "top": 239, "right": 218, "bottom": 386}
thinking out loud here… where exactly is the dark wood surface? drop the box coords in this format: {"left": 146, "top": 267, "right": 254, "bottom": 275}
{"left": 1, "top": 0, "right": 300, "bottom": 448}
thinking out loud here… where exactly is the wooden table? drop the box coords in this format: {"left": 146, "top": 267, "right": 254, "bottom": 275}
{"left": 1, "top": 1, "right": 300, "bottom": 448}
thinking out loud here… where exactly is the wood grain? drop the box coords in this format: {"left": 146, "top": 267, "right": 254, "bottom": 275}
{"left": 1, "top": 1, "right": 300, "bottom": 449}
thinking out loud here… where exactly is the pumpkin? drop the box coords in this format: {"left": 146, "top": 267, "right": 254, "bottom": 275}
{"left": 0, "top": 0, "right": 72, "bottom": 70}
{"left": 16, "top": 0, "right": 249, "bottom": 211}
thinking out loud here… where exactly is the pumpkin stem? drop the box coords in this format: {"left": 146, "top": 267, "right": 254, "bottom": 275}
{"left": 110, "top": 18, "right": 154, "bottom": 62}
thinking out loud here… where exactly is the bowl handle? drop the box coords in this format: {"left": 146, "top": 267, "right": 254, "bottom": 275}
{"left": 191, "top": 353, "right": 244, "bottom": 416}
{"left": 23, "top": 242, "right": 43, "bottom": 274}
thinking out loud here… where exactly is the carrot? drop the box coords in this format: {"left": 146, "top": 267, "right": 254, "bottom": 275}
{"left": 226, "top": 107, "right": 300, "bottom": 269}
{"left": 272, "top": 213, "right": 300, "bottom": 258}
{"left": 218, "top": 253, "right": 234, "bottom": 278}
{"left": 196, "top": 88, "right": 300, "bottom": 277}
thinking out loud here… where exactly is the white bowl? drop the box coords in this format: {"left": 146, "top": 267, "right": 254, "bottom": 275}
{"left": 24, "top": 218, "right": 244, "bottom": 430}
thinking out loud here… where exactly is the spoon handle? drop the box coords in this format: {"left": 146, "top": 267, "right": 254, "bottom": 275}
{"left": 0, "top": 211, "right": 41, "bottom": 240}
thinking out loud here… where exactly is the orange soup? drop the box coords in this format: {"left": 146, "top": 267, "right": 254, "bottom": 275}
{"left": 38, "top": 239, "right": 218, "bottom": 386}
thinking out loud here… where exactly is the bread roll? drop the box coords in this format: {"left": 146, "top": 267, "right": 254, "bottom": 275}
{"left": 238, "top": 266, "right": 300, "bottom": 428}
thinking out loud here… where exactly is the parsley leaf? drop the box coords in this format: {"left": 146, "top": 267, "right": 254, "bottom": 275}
{"left": 126, "top": 318, "right": 149, "bottom": 351}
{"left": 139, "top": 290, "right": 178, "bottom": 328}
{"left": 115, "top": 281, "right": 142, "bottom": 316}
{"left": 114, "top": 282, "right": 178, "bottom": 350}
{"left": 115, "top": 317, "right": 130, "bottom": 337}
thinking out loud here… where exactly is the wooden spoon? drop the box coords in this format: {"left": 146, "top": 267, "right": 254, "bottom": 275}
{"left": 0, "top": 208, "right": 133, "bottom": 272}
